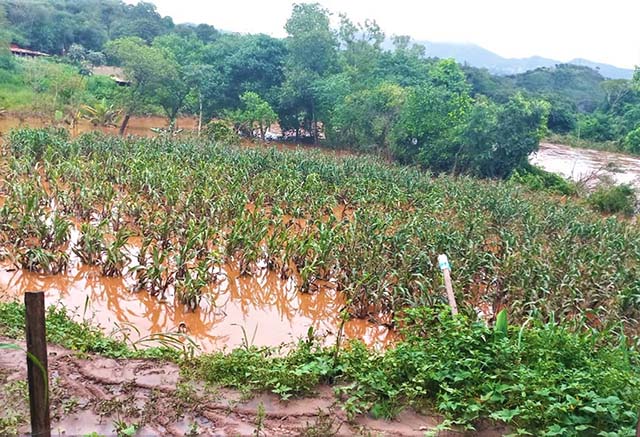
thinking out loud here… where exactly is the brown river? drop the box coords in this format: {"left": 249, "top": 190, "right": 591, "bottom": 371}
{"left": 2, "top": 117, "right": 638, "bottom": 352}
{"left": 531, "top": 142, "right": 640, "bottom": 189}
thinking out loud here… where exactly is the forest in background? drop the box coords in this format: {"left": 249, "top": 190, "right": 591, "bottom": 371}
{"left": 0, "top": 0, "right": 639, "bottom": 178}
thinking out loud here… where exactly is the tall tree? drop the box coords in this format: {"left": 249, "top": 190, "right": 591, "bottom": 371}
{"left": 464, "top": 94, "right": 549, "bottom": 178}
{"left": 337, "top": 15, "right": 384, "bottom": 84}
{"left": 201, "top": 34, "right": 286, "bottom": 114}
{"left": 0, "top": 4, "right": 13, "bottom": 70}
{"left": 391, "top": 59, "right": 472, "bottom": 171}
{"left": 152, "top": 34, "right": 205, "bottom": 127}
{"left": 281, "top": 3, "right": 337, "bottom": 143}
{"left": 105, "top": 37, "right": 180, "bottom": 134}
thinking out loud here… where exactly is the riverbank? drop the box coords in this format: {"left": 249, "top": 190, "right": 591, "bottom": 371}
{"left": 1, "top": 300, "right": 638, "bottom": 435}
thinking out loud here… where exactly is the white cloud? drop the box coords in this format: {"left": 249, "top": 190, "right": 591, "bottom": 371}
{"left": 135, "top": 0, "right": 640, "bottom": 68}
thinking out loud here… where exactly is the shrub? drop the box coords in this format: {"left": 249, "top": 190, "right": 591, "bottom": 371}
{"left": 202, "top": 119, "right": 239, "bottom": 145}
{"left": 588, "top": 184, "right": 636, "bottom": 216}
{"left": 510, "top": 164, "right": 577, "bottom": 196}
{"left": 623, "top": 126, "right": 640, "bottom": 155}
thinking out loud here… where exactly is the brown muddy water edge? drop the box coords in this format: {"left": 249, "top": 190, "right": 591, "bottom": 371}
{"left": 0, "top": 337, "right": 507, "bottom": 436}
{"left": 0, "top": 262, "right": 394, "bottom": 353}
{"left": 0, "top": 115, "right": 198, "bottom": 138}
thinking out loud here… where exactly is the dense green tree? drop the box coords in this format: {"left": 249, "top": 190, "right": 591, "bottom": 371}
{"left": 545, "top": 96, "right": 577, "bottom": 133}
{"left": 462, "top": 65, "right": 515, "bottom": 102}
{"left": 105, "top": 37, "right": 180, "bottom": 133}
{"left": 376, "top": 37, "right": 431, "bottom": 87}
{"left": 464, "top": 94, "right": 549, "bottom": 178}
{"left": 624, "top": 127, "right": 640, "bottom": 154}
{"left": 281, "top": 3, "right": 337, "bottom": 142}
{"left": 183, "top": 64, "right": 224, "bottom": 133}
{"left": 514, "top": 64, "right": 604, "bottom": 113}
{"left": 202, "top": 34, "right": 286, "bottom": 113}
{"left": 0, "top": 0, "right": 173, "bottom": 54}
{"left": 337, "top": 15, "right": 384, "bottom": 84}
{"left": 230, "top": 91, "right": 278, "bottom": 141}
{"left": 151, "top": 34, "right": 206, "bottom": 126}
{"left": 0, "top": 4, "right": 13, "bottom": 70}
{"left": 110, "top": 2, "right": 173, "bottom": 43}
{"left": 576, "top": 112, "right": 616, "bottom": 142}
{"left": 174, "top": 23, "right": 219, "bottom": 44}
{"left": 330, "top": 82, "right": 406, "bottom": 152}
{"left": 2, "top": 0, "right": 636, "bottom": 163}
{"left": 601, "top": 79, "right": 632, "bottom": 113}
{"left": 390, "top": 59, "right": 472, "bottom": 171}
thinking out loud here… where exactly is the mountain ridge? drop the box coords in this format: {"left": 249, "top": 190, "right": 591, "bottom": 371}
{"left": 415, "top": 40, "right": 633, "bottom": 79}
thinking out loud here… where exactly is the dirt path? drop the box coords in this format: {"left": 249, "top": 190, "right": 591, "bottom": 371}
{"left": 0, "top": 338, "right": 507, "bottom": 436}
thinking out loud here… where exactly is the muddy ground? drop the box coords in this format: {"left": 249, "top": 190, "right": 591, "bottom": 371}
{"left": 0, "top": 338, "right": 506, "bottom": 436}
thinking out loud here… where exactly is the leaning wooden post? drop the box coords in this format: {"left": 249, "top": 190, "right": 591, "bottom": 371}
{"left": 25, "top": 291, "right": 51, "bottom": 437}
{"left": 438, "top": 254, "right": 458, "bottom": 315}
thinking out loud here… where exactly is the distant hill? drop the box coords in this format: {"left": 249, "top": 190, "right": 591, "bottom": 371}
{"left": 404, "top": 41, "right": 633, "bottom": 80}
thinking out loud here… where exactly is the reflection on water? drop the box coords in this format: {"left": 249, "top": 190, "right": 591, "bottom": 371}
{"left": 531, "top": 142, "right": 640, "bottom": 189}
{"left": 0, "top": 263, "right": 394, "bottom": 352}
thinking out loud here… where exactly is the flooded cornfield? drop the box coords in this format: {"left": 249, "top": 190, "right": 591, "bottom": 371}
{"left": 1, "top": 126, "right": 640, "bottom": 355}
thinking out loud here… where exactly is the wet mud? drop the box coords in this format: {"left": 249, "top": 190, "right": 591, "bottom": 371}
{"left": 0, "top": 338, "right": 507, "bottom": 436}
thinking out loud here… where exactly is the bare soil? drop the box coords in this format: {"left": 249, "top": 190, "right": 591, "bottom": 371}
{"left": 0, "top": 338, "right": 507, "bottom": 436}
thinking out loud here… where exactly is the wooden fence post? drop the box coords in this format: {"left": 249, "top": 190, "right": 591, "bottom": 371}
{"left": 438, "top": 254, "right": 458, "bottom": 315}
{"left": 25, "top": 291, "right": 51, "bottom": 437}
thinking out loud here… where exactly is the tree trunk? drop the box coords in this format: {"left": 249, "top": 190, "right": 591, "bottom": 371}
{"left": 119, "top": 113, "right": 131, "bottom": 136}
{"left": 311, "top": 104, "right": 318, "bottom": 145}
{"left": 198, "top": 92, "right": 203, "bottom": 136}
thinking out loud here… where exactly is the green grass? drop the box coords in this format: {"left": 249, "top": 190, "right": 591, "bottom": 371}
{"left": 0, "top": 83, "right": 40, "bottom": 110}
{"left": 0, "top": 301, "right": 178, "bottom": 360}
{"left": 0, "top": 61, "right": 44, "bottom": 110}
{"left": 191, "top": 307, "right": 640, "bottom": 435}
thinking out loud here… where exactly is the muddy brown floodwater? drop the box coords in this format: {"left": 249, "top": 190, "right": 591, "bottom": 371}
{"left": 0, "top": 262, "right": 394, "bottom": 352}
{"left": 531, "top": 142, "right": 640, "bottom": 189}
{"left": 0, "top": 115, "right": 198, "bottom": 137}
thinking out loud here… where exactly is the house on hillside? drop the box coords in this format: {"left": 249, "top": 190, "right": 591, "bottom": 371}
{"left": 91, "top": 66, "right": 131, "bottom": 86}
{"left": 10, "top": 43, "right": 48, "bottom": 58}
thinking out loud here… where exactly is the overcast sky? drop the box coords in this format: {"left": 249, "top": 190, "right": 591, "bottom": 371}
{"left": 137, "top": 0, "right": 640, "bottom": 69}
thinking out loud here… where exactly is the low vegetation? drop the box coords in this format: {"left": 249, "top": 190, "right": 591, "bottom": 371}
{"left": 0, "top": 301, "right": 178, "bottom": 360}
{"left": 588, "top": 183, "right": 637, "bottom": 216}
{"left": 1, "top": 301, "right": 639, "bottom": 435}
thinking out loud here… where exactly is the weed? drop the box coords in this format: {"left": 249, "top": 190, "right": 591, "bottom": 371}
{"left": 301, "top": 408, "right": 343, "bottom": 437}
{"left": 254, "top": 401, "right": 266, "bottom": 436}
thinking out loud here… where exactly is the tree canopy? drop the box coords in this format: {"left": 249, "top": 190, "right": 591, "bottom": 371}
{"left": 1, "top": 0, "right": 637, "bottom": 175}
